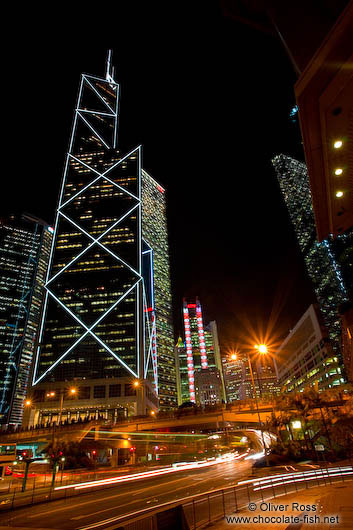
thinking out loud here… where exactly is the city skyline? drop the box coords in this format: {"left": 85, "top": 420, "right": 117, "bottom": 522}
{"left": 2, "top": 4, "right": 316, "bottom": 353}
{"left": 0, "top": 4, "right": 352, "bottom": 525}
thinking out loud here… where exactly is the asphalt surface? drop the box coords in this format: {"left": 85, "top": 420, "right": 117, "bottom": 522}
{"left": 0, "top": 459, "right": 252, "bottom": 529}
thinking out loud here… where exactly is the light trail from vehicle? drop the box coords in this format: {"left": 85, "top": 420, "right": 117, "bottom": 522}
{"left": 238, "top": 465, "right": 353, "bottom": 486}
{"left": 238, "top": 465, "right": 353, "bottom": 490}
{"left": 55, "top": 452, "right": 248, "bottom": 492}
{"left": 253, "top": 470, "right": 353, "bottom": 491}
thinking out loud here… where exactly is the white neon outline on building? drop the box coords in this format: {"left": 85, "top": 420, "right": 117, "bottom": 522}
{"left": 36, "top": 280, "right": 140, "bottom": 384}
{"left": 142, "top": 244, "right": 158, "bottom": 392}
{"left": 32, "top": 69, "right": 144, "bottom": 386}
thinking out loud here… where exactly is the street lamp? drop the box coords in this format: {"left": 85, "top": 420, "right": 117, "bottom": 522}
{"left": 255, "top": 344, "right": 268, "bottom": 355}
{"left": 132, "top": 379, "right": 148, "bottom": 416}
{"left": 25, "top": 399, "right": 32, "bottom": 407}
{"left": 247, "top": 347, "right": 270, "bottom": 466}
{"left": 46, "top": 387, "right": 77, "bottom": 424}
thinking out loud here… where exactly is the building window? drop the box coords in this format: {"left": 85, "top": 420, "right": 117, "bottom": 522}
{"left": 33, "top": 389, "right": 45, "bottom": 402}
{"left": 124, "top": 384, "right": 136, "bottom": 396}
{"left": 109, "top": 384, "right": 121, "bottom": 398}
{"left": 79, "top": 387, "right": 90, "bottom": 399}
{"left": 94, "top": 385, "right": 106, "bottom": 399}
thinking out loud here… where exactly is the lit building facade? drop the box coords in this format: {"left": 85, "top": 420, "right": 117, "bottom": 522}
{"left": 174, "top": 336, "right": 187, "bottom": 406}
{"left": 272, "top": 154, "right": 351, "bottom": 365}
{"left": 0, "top": 215, "right": 52, "bottom": 427}
{"left": 222, "top": 354, "right": 280, "bottom": 402}
{"left": 276, "top": 304, "right": 344, "bottom": 392}
{"left": 222, "top": 356, "right": 245, "bottom": 402}
{"left": 141, "top": 170, "right": 177, "bottom": 409}
{"left": 26, "top": 56, "right": 174, "bottom": 425}
{"left": 194, "top": 367, "right": 223, "bottom": 407}
{"left": 177, "top": 299, "right": 225, "bottom": 404}
{"left": 340, "top": 304, "right": 353, "bottom": 383}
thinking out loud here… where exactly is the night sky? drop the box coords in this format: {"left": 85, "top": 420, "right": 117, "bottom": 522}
{"left": 4, "top": 3, "right": 316, "bottom": 353}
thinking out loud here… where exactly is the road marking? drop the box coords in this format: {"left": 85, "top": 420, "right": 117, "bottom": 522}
{"left": 26, "top": 485, "right": 152, "bottom": 519}
{"left": 71, "top": 479, "right": 200, "bottom": 520}
{"left": 20, "top": 464, "right": 242, "bottom": 522}
{"left": 27, "top": 474, "right": 201, "bottom": 519}
{"left": 75, "top": 486, "right": 223, "bottom": 530}
{"left": 131, "top": 476, "right": 192, "bottom": 496}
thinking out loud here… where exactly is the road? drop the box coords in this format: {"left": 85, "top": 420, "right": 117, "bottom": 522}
{"left": 0, "top": 459, "right": 253, "bottom": 529}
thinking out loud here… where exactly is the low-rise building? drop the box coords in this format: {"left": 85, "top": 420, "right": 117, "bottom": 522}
{"left": 194, "top": 367, "right": 223, "bottom": 407}
{"left": 23, "top": 377, "right": 158, "bottom": 427}
{"left": 277, "top": 304, "right": 345, "bottom": 393}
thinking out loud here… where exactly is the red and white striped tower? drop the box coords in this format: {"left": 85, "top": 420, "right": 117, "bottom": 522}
{"left": 183, "top": 300, "right": 195, "bottom": 402}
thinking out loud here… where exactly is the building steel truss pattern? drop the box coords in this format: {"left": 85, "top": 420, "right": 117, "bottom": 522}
{"left": 32, "top": 66, "right": 146, "bottom": 386}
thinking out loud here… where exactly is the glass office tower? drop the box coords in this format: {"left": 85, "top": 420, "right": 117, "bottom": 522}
{"left": 30, "top": 56, "right": 175, "bottom": 421}
{"left": 272, "top": 154, "right": 351, "bottom": 363}
{"left": 142, "top": 170, "right": 177, "bottom": 409}
{"left": 0, "top": 215, "right": 52, "bottom": 427}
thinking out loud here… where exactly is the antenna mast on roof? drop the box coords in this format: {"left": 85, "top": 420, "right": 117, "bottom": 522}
{"left": 105, "top": 49, "right": 116, "bottom": 83}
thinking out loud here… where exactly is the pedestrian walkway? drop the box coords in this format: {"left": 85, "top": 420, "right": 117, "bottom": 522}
{"left": 214, "top": 481, "right": 353, "bottom": 529}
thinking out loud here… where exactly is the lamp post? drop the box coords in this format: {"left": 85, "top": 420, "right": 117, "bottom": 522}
{"left": 60, "top": 457, "right": 66, "bottom": 484}
{"left": 46, "top": 387, "right": 77, "bottom": 425}
{"left": 23, "top": 398, "right": 33, "bottom": 428}
{"left": 60, "top": 387, "right": 77, "bottom": 424}
{"left": 133, "top": 379, "right": 146, "bottom": 416}
{"left": 247, "top": 346, "right": 270, "bottom": 467}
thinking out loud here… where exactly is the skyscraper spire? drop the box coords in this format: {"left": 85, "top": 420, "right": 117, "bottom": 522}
{"left": 105, "top": 49, "right": 116, "bottom": 84}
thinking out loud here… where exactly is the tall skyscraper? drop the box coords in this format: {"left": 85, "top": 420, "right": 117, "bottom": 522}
{"left": 0, "top": 215, "right": 52, "bottom": 427}
{"left": 141, "top": 170, "right": 176, "bottom": 409}
{"left": 177, "top": 298, "right": 225, "bottom": 404}
{"left": 272, "top": 154, "right": 351, "bottom": 365}
{"left": 174, "top": 336, "right": 186, "bottom": 406}
{"left": 27, "top": 54, "right": 176, "bottom": 424}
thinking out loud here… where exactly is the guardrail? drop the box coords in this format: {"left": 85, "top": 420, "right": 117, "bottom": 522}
{"left": 85, "top": 465, "right": 353, "bottom": 530}
{"left": 0, "top": 463, "right": 352, "bottom": 526}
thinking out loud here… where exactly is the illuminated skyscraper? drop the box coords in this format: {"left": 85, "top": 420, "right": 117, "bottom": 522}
{"left": 0, "top": 215, "right": 52, "bottom": 427}
{"left": 222, "top": 354, "right": 280, "bottom": 402}
{"left": 142, "top": 170, "right": 177, "bottom": 409}
{"left": 28, "top": 54, "right": 175, "bottom": 424}
{"left": 272, "top": 154, "right": 351, "bottom": 364}
{"left": 222, "top": 356, "right": 245, "bottom": 402}
{"left": 174, "top": 336, "right": 186, "bottom": 406}
{"left": 179, "top": 298, "right": 225, "bottom": 404}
